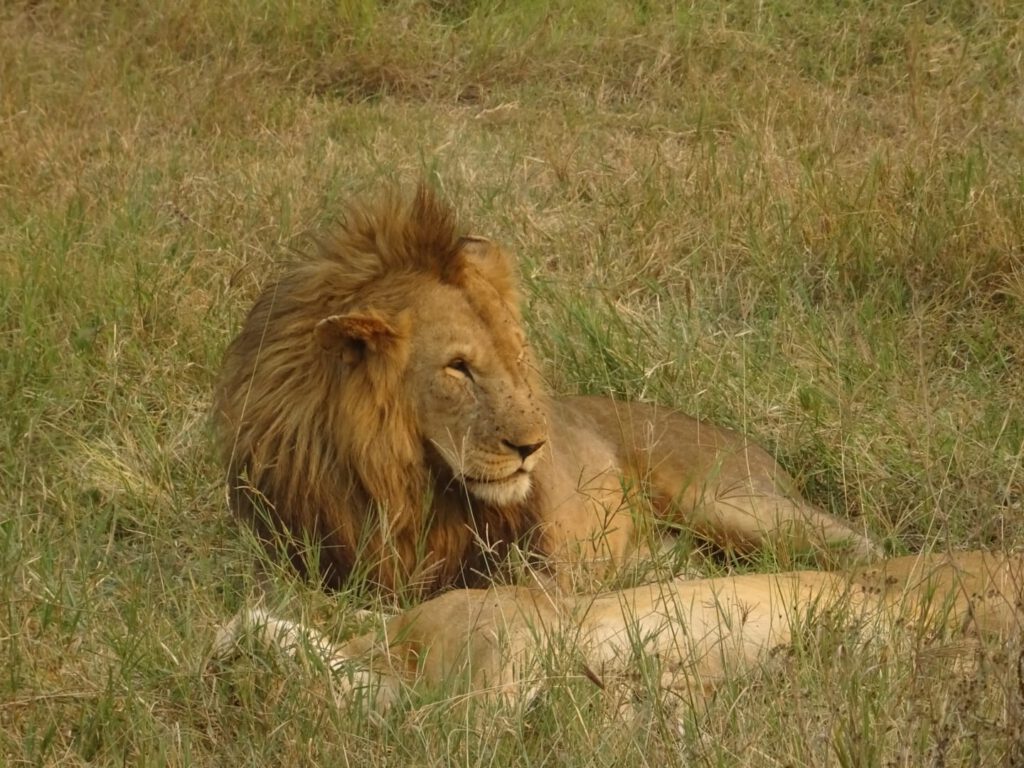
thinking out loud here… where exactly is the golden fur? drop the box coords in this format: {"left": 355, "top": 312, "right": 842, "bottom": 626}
{"left": 215, "top": 549, "right": 1024, "bottom": 710}
{"left": 215, "top": 186, "right": 879, "bottom": 595}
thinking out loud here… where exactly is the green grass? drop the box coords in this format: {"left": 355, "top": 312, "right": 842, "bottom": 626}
{"left": 2, "top": 0, "right": 1023, "bottom": 764}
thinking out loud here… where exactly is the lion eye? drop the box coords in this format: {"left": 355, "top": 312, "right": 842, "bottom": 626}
{"left": 446, "top": 358, "right": 474, "bottom": 380}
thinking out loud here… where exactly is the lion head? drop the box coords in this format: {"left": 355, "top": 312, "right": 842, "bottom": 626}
{"left": 215, "top": 187, "right": 551, "bottom": 593}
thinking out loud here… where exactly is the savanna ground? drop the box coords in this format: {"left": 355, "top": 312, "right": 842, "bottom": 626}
{"left": 2, "top": 1, "right": 1024, "bottom": 765}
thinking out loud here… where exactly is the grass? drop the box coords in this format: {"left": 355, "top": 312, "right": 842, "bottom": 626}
{"left": 2, "top": 0, "right": 1023, "bottom": 764}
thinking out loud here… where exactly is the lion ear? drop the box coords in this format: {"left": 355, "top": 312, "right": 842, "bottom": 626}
{"left": 314, "top": 311, "right": 404, "bottom": 365}
{"left": 456, "top": 236, "right": 520, "bottom": 307}
{"left": 455, "top": 235, "right": 493, "bottom": 261}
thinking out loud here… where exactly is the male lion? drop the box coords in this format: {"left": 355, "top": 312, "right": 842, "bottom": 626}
{"left": 215, "top": 186, "right": 879, "bottom": 594}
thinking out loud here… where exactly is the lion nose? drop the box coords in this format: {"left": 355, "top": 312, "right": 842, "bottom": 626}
{"left": 504, "top": 439, "right": 546, "bottom": 461}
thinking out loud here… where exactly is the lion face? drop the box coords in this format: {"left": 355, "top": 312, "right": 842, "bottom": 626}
{"left": 407, "top": 283, "right": 548, "bottom": 507}
{"left": 312, "top": 240, "right": 549, "bottom": 510}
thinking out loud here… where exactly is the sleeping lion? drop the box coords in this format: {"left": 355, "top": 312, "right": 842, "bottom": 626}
{"left": 214, "top": 549, "right": 1024, "bottom": 711}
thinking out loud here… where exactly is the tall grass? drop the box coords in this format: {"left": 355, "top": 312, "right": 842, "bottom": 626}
{"left": 2, "top": 0, "right": 1022, "bottom": 764}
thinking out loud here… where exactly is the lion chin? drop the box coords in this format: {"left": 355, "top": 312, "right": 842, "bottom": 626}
{"left": 464, "top": 470, "right": 533, "bottom": 506}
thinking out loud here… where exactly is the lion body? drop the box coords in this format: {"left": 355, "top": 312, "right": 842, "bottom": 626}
{"left": 215, "top": 550, "right": 1024, "bottom": 710}
{"left": 215, "top": 187, "right": 878, "bottom": 595}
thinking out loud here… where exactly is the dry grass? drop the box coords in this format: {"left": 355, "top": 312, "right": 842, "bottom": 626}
{"left": 2, "top": 0, "right": 1023, "bottom": 764}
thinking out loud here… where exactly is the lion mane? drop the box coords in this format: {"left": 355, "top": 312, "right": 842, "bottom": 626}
{"left": 215, "top": 187, "right": 545, "bottom": 592}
